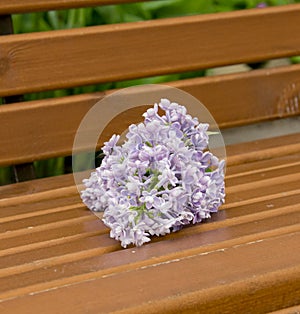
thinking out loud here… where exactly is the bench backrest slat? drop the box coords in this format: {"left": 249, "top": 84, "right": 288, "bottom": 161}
{"left": 1, "top": 5, "right": 300, "bottom": 96}
{"left": 1, "top": 3, "right": 300, "bottom": 169}
{"left": 1, "top": 63, "right": 300, "bottom": 167}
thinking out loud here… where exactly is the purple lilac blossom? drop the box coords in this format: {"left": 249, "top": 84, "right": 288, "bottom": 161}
{"left": 81, "top": 99, "right": 225, "bottom": 248}
{"left": 256, "top": 2, "right": 268, "bottom": 8}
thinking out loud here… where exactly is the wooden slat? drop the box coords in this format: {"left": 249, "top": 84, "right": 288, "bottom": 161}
{"left": 0, "top": 137, "right": 299, "bottom": 312}
{"left": 0, "top": 2, "right": 299, "bottom": 311}
{"left": 1, "top": 4, "right": 300, "bottom": 96}
{"left": 4, "top": 236, "right": 299, "bottom": 313}
{"left": 0, "top": 199, "right": 299, "bottom": 296}
{"left": 1, "top": 197, "right": 298, "bottom": 282}
{"left": 0, "top": 216, "right": 299, "bottom": 294}
{"left": 0, "top": 225, "right": 299, "bottom": 310}
{"left": 0, "top": 150, "right": 299, "bottom": 207}
{"left": 0, "top": 93, "right": 103, "bottom": 167}
{"left": 1, "top": 185, "right": 299, "bottom": 261}
{"left": 1, "top": 64, "right": 300, "bottom": 167}
{"left": 226, "top": 153, "right": 300, "bottom": 177}
{"left": 271, "top": 305, "right": 300, "bottom": 314}
{"left": 226, "top": 133, "right": 300, "bottom": 166}
{"left": 0, "top": 0, "right": 150, "bottom": 14}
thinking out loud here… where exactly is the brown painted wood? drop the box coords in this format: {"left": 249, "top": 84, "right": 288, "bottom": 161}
{"left": 174, "top": 64, "right": 300, "bottom": 128}
{"left": 1, "top": 5, "right": 300, "bottom": 96}
{"left": 0, "top": 2, "right": 300, "bottom": 312}
{"left": 271, "top": 305, "right": 300, "bottom": 314}
{"left": 226, "top": 133, "right": 300, "bottom": 166}
{"left": 1, "top": 153, "right": 299, "bottom": 207}
{"left": 1, "top": 196, "right": 299, "bottom": 270}
{"left": 0, "top": 0, "right": 150, "bottom": 14}
{"left": 1, "top": 65, "right": 300, "bottom": 167}
{"left": 0, "top": 203, "right": 299, "bottom": 292}
{"left": 0, "top": 232, "right": 299, "bottom": 311}
{"left": 0, "top": 176, "right": 74, "bottom": 201}
{"left": 0, "top": 136, "right": 299, "bottom": 311}
{"left": 226, "top": 153, "right": 300, "bottom": 177}
{"left": 0, "top": 14, "right": 36, "bottom": 182}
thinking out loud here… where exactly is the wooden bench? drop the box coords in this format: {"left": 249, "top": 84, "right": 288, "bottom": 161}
{"left": 1, "top": 1, "right": 300, "bottom": 312}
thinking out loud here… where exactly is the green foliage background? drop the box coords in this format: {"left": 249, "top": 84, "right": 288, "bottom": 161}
{"left": 1, "top": 0, "right": 299, "bottom": 185}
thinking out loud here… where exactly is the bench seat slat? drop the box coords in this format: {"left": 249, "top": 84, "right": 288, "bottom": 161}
{"left": 0, "top": 209, "right": 299, "bottom": 295}
{"left": 1, "top": 163, "right": 299, "bottom": 255}
{"left": 226, "top": 153, "right": 300, "bottom": 177}
{"left": 1, "top": 198, "right": 299, "bottom": 271}
{"left": 1, "top": 152, "right": 299, "bottom": 207}
{"left": 0, "top": 196, "right": 82, "bottom": 218}
{"left": 0, "top": 220, "right": 102, "bottom": 252}
{"left": 1, "top": 226, "right": 299, "bottom": 302}
{"left": 227, "top": 166, "right": 300, "bottom": 189}
{"left": 1, "top": 174, "right": 299, "bottom": 239}
{"left": 1, "top": 162, "right": 298, "bottom": 224}
{"left": 1, "top": 4, "right": 300, "bottom": 96}
{"left": 0, "top": 193, "right": 299, "bottom": 276}
{"left": 0, "top": 134, "right": 299, "bottom": 208}
{"left": 0, "top": 134, "right": 299, "bottom": 311}
{"left": 1, "top": 192, "right": 299, "bottom": 252}
{"left": 0, "top": 233, "right": 299, "bottom": 312}
{"left": 272, "top": 305, "right": 300, "bottom": 314}
{"left": 1, "top": 165, "right": 299, "bottom": 233}
{"left": 1, "top": 153, "right": 299, "bottom": 217}
{"left": 226, "top": 132, "right": 300, "bottom": 166}
{"left": 0, "top": 2, "right": 299, "bottom": 311}
{"left": 1, "top": 64, "right": 300, "bottom": 167}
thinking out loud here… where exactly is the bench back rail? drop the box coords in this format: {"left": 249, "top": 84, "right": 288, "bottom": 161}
{"left": 0, "top": 2, "right": 300, "bottom": 169}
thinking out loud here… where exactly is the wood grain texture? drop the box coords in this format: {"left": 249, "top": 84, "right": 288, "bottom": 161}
{"left": 1, "top": 65, "right": 300, "bottom": 167}
{"left": 0, "top": 139, "right": 299, "bottom": 312}
{"left": 0, "top": 0, "right": 150, "bottom": 14}
{"left": 1, "top": 4, "right": 300, "bottom": 96}
{"left": 0, "top": 2, "right": 300, "bottom": 312}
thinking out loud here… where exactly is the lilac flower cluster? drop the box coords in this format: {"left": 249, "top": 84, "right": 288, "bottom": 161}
{"left": 81, "top": 99, "right": 225, "bottom": 247}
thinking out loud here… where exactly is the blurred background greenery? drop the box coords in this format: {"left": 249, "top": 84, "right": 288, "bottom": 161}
{"left": 1, "top": 0, "right": 300, "bottom": 185}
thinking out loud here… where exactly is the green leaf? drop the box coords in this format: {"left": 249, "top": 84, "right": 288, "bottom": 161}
{"left": 291, "top": 56, "right": 300, "bottom": 64}
{"left": 48, "top": 11, "right": 60, "bottom": 29}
